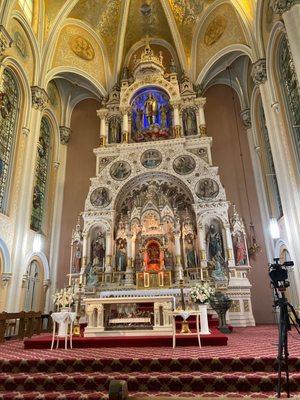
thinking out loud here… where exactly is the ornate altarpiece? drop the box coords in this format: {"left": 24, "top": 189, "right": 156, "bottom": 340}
{"left": 68, "top": 42, "right": 255, "bottom": 328}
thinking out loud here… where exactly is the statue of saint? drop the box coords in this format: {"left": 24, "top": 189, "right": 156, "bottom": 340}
{"left": 233, "top": 234, "right": 247, "bottom": 265}
{"left": 86, "top": 263, "right": 98, "bottom": 286}
{"left": 206, "top": 224, "right": 224, "bottom": 260}
{"left": 136, "top": 108, "right": 144, "bottom": 132}
{"left": 144, "top": 93, "right": 158, "bottom": 125}
{"left": 91, "top": 231, "right": 105, "bottom": 268}
{"left": 183, "top": 109, "right": 196, "bottom": 136}
{"left": 210, "top": 254, "right": 228, "bottom": 282}
{"left": 109, "top": 118, "right": 121, "bottom": 143}
{"left": 72, "top": 241, "right": 82, "bottom": 273}
{"left": 185, "top": 234, "right": 196, "bottom": 268}
{"left": 116, "top": 239, "right": 127, "bottom": 271}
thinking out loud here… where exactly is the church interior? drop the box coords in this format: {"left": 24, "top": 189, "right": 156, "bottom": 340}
{"left": 1, "top": 0, "right": 300, "bottom": 399}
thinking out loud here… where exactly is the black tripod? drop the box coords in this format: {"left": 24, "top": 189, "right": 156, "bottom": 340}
{"left": 274, "top": 287, "right": 300, "bottom": 398}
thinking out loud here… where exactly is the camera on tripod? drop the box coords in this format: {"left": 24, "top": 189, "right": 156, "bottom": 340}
{"left": 269, "top": 258, "right": 294, "bottom": 290}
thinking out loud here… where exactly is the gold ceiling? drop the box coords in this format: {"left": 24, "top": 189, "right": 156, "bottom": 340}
{"left": 41, "top": 0, "right": 253, "bottom": 79}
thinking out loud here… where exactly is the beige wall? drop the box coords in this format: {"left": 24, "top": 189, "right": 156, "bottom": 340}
{"left": 205, "top": 84, "right": 274, "bottom": 324}
{"left": 57, "top": 99, "right": 100, "bottom": 288}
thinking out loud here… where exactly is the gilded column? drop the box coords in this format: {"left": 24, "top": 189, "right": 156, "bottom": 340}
{"left": 96, "top": 109, "right": 108, "bottom": 146}
{"left": 272, "top": 0, "right": 300, "bottom": 84}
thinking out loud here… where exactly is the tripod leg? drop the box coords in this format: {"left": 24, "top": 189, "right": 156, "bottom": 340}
{"left": 283, "top": 310, "right": 290, "bottom": 398}
{"left": 277, "top": 305, "right": 285, "bottom": 398}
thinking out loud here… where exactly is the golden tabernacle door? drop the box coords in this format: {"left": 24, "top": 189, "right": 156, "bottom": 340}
{"left": 136, "top": 271, "right": 172, "bottom": 288}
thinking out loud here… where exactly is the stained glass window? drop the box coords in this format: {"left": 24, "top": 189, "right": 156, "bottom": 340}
{"left": 0, "top": 69, "right": 19, "bottom": 213}
{"left": 258, "top": 100, "right": 283, "bottom": 219}
{"left": 279, "top": 35, "right": 300, "bottom": 167}
{"left": 30, "top": 117, "right": 51, "bottom": 232}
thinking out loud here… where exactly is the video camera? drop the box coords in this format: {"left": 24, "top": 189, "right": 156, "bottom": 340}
{"left": 269, "top": 258, "right": 294, "bottom": 290}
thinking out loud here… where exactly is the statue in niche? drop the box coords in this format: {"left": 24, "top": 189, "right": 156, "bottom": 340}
{"left": 206, "top": 223, "right": 224, "bottom": 260}
{"left": 233, "top": 233, "right": 247, "bottom": 265}
{"left": 109, "top": 117, "right": 122, "bottom": 143}
{"left": 144, "top": 93, "right": 158, "bottom": 124}
{"left": 210, "top": 254, "right": 228, "bottom": 282}
{"left": 183, "top": 108, "right": 197, "bottom": 136}
{"left": 136, "top": 108, "right": 144, "bottom": 132}
{"left": 85, "top": 263, "right": 98, "bottom": 286}
{"left": 116, "top": 238, "right": 127, "bottom": 272}
{"left": 91, "top": 231, "right": 105, "bottom": 268}
{"left": 72, "top": 241, "right": 82, "bottom": 273}
{"left": 164, "top": 249, "right": 173, "bottom": 269}
{"left": 185, "top": 234, "right": 196, "bottom": 268}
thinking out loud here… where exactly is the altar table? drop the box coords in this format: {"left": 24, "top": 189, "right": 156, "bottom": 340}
{"left": 170, "top": 310, "right": 201, "bottom": 348}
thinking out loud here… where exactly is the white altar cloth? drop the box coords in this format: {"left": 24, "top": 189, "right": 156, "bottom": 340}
{"left": 51, "top": 311, "right": 77, "bottom": 336}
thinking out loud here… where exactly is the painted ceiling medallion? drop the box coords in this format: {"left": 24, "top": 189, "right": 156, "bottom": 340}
{"left": 90, "top": 187, "right": 111, "bottom": 207}
{"left": 196, "top": 178, "right": 219, "bottom": 199}
{"left": 69, "top": 35, "right": 95, "bottom": 60}
{"left": 204, "top": 15, "right": 227, "bottom": 47}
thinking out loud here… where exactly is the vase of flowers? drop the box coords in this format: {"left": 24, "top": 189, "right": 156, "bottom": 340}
{"left": 190, "top": 282, "right": 215, "bottom": 305}
{"left": 190, "top": 282, "right": 215, "bottom": 335}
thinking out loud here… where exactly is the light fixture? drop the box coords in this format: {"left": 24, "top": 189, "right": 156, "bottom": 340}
{"left": 33, "top": 234, "right": 42, "bottom": 252}
{"left": 270, "top": 218, "right": 280, "bottom": 239}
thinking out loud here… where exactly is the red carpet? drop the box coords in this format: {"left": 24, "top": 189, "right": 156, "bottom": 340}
{"left": 24, "top": 328, "right": 227, "bottom": 349}
{"left": 0, "top": 326, "right": 300, "bottom": 399}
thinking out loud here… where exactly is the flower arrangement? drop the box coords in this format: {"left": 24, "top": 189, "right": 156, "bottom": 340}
{"left": 190, "top": 282, "right": 215, "bottom": 304}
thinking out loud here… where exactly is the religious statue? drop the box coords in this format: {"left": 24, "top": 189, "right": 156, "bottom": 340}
{"left": 206, "top": 223, "right": 224, "bottom": 260}
{"left": 116, "top": 238, "right": 127, "bottom": 272}
{"left": 183, "top": 108, "right": 197, "bottom": 136}
{"left": 72, "top": 241, "right": 82, "bottom": 273}
{"left": 109, "top": 117, "right": 121, "bottom": 143}
{"left": 91, "top": 231, "right": 105, "bottom": 268}
{"left": 209, "top": 254, "right": 228, "bottom": 282}
{"left": 85, "top": 263, "right": 98, "bottom": 286}
{"left": 144, "top": 93, "right": 158, "bottom": 125}
{"left": 164, "top": 249, "right": 173, "bottom": 269}
{"left": 185, "top": 234, "right": 196, "bottom": 268}
{"left": 233, "top": 233, "right": 247, "bottom": 265}
{"left": 136, "top": 108, "right": 144, "bottom": 132}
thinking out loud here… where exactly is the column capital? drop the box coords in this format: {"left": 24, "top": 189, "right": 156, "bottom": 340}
{"left": 0, "top": 272, "right": 12, "bottom": 287}
{"left": 59, "top": 126, "right": 72, "bottom": 145}
{"left": 170, "top": 99, "right": 181, "bottom": 109}
{"left": 31, "top": 86, "right": 49, "bottom": 111}
{"left": 194, "top": 97, "right": 206, "bottom": 108}
{"left": 251, "top": 59, "right": 267, "bottom": 86}
{"left": 119, "top": 105, "right": 131, "bottom": 115}
{"left": 0, "top": 26, "right": 13, "bottom": 58}
{"left": 241, "top": 108, "right": 252, "bottom": 129}
{"left": 96, "top": 108, "right": 109, "bottom": 119}
{"left": 271, "top": 0, "right": 298, "bottom": 14}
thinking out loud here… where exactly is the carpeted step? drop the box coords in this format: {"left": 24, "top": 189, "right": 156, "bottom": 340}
{"left": 1, "top": 356, "right": 300, "bottom": 374}
{"left": 0, "top": 390, "right": 106, "bottom": 399}
{"left": 1, "top": 371, "right": 300, "bottom": 393}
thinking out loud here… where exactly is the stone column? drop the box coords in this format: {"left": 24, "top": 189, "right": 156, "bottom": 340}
{"left": 105, "top": 230, "right": 113, "bottom": 275}
{"left": 6, "top": 86, "right": 49, "bottom": 312}
{"left": 171, "top": 100, "right": 182, "bottom": 138}
{"left": 120, "top": 106, "right": 131, "bottom": 143}
{"left": 96, "top": 109, "right": 108, "bottom": 146}
{"left": 195, "top": 97, "right": 207, "bottom": 137}
{"left": 0, "top": 274, "right": 11, "bottom": 311}
{"left": 197, "top": 224, "right": 207, "bottom": 267}
{"left": 125, "top": 231, "right": 134, "bottom": 285}
{"left": 251, "top": 58, "right": 300, "bottom": 298}
{"left": 224, "top": 224, "right": 235, "bottom": 266}
{"left": 272, "top": 1, "right": 300, "bottom": 84}
{"left": 174, "top": 220, "right": 183, "bottom": 283}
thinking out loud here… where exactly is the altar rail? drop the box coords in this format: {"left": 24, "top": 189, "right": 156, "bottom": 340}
{"left": 0, "top": 312, "right": 52, "bottom": 343}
